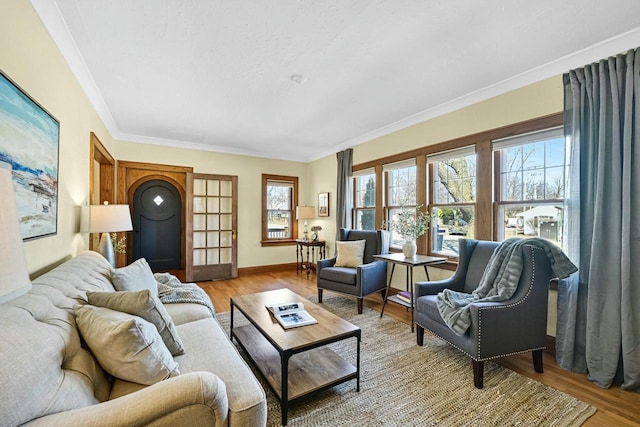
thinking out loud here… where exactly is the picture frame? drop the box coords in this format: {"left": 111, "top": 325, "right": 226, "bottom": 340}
{"left": 318, "top": 192, "right": 329, "bottom": 217}
{"left": 0, "top": 69, "right": 60, "bottom": 240}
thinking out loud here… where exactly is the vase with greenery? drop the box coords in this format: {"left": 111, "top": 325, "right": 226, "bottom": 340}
{"left": 383, "top": 204, "right": 431, "bottom": 258}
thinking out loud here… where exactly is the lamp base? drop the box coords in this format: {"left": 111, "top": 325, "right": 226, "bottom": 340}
{"left": 97, "top": 232, "right": 116, "bottom": 268}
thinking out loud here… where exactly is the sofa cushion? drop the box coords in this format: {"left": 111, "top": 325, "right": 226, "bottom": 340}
{"left": 318, "top": 266, "right": 357, "bottom": 285}
{"left": 111, "top": 258, "right": 157, "bottom": 293}
{"left": 164, "top": 302, "right": 214, "bottom": 325}
{"left": 76, "top": 305, "right": 180, "bottom": 385}
{"left": 334, "top": 240, "right": 366, "bottom": 267}
{"left": 87, "top": 289, "right": 185, "bottom": 356}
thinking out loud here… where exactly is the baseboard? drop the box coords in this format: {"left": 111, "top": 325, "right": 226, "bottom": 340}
{"left": 545, "top": 335, "right": 556, "bottom": 356}
{"left": 238, "top": 263, "right": 297, "bottom": 277}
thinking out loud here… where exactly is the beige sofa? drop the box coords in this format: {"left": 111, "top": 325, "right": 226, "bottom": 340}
{"left": 0, "top": 251, "right": 267, "bottom": 426}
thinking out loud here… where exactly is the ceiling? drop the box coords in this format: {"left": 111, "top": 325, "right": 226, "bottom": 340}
{"left": 31, "top": 1, "right": 640, "bottom": 162}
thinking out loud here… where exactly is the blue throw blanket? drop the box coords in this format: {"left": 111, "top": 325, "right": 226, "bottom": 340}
{"left": 437, "top": 238, "right": 577, "bottom": 336}
{"left": 155, "top": 272, "right": 216, "bottom": 317}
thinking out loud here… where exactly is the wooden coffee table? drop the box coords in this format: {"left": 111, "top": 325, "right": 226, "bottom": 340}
{"left": 230, "top": 288, "right": 361, "bottom": 426}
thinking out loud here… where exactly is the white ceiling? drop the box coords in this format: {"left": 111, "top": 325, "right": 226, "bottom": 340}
{"left": 31, "top": 0, "right": 640, "bottom": 162}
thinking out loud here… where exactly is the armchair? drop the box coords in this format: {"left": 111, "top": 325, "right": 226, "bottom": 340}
{"left": 317, "top": 229, "right": 390, "bottom": 314}
{"left": 414, "top": 239, "right": 553, "bottom": 388}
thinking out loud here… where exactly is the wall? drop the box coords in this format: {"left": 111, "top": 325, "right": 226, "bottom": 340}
{"left": 1, "top": 0, "right": 115, "bottom": 273}
{"left": 114, "top": 141, "right": 311, "bottom": 269}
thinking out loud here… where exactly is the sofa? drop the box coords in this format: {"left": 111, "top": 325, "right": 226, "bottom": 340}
{"left": 0, "top": 251, "right": 267, "bottom": 426}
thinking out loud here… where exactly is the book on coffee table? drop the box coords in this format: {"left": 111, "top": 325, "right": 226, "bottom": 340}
{"left": 266, "top": 302, "right": 318, "bottom": 329}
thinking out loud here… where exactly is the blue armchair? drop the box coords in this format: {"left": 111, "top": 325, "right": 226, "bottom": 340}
{"left": 317, "top": 229, "right": 390, "bottom": 314}
{"left": 414, "top": 239, "right": 553, "bottom": 388}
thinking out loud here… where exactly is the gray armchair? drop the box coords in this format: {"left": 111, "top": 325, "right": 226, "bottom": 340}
{"left": 317, "top": 229, "right": 390, "bottom": 314}
{"left": 414, "top": 239, "right": 553, "bottom": 388}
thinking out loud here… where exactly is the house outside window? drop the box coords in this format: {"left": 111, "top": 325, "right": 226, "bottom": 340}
{"left": 493, "top": 127, "right": 566, "bottom": 247}
{"left": 384, "top": 160, "right": 417, "bottom": 248}
{"left": 428, "top": 147, "right": 476, "bottom": 257}
{"left": 261, "top": 174, "right": 298, "bottom": 245}
{"left": 353, "top": 170, "right": 376, "bottom": 230}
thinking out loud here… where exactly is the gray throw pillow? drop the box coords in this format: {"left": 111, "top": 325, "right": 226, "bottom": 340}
{"left": 111, "top": 258, "right": 157, "bottom": 293}
{"left": 87, "top": 290, "right": 185, "bottom": 356}
{"left": 75, "top": 305, "right": 180, "bottom": 385}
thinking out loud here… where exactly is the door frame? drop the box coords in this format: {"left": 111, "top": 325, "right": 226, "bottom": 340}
{"left": 117, "top": 161, "right": 193, "bottom": 269}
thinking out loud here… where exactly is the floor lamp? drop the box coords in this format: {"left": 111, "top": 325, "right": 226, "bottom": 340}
{"left": 0, "top": 161, "right": 32, "bottom": 304}
{"left": 88, "top": 202, "right": 133, "bottom": 268}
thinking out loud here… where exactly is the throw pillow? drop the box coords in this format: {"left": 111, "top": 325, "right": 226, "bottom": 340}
{"left": 111, "top": 258, "right": 157, "bottom": 293}
{"left": 334, "top": 240, "right": 366, "bottom": 267}
{"left": 75, "top": 305, "right": 180, "bottom": 385}
{"left": 87, "top": 290, "right": 185, "bottom": 356}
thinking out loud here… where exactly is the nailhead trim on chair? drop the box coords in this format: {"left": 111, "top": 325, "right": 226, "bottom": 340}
{"left": 476, "top": 245, "right": 538, "bottom": 360}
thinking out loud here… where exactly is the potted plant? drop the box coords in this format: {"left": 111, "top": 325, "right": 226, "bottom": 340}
{"left": 384, "top": 204, "right": 431, "bottom": 258}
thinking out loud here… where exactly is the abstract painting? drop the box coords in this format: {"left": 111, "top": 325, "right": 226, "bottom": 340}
{"left": 0, "top": 70, "right": 59, "bottom": 240}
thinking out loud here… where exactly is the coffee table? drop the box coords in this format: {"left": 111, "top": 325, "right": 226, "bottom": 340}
{"left": 230, "top": 288, "right": 361, "bottom": 425}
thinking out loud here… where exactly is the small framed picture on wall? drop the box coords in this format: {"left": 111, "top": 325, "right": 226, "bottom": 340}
{"left": 318, "top": 192, "right": 329, "bottom": 217}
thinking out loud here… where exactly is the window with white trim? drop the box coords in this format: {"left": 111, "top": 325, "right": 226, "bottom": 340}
{"left": 384, "top": 160, "right": 417, "bottom": 248}
{"left": 493, "top": 127, "right": 566, "bottom": 247}
{"left": 353, "top": 169, "right": 376, "bottom": 230}
{"left": 428, "top": 146, "right": 476, "bottom": 257}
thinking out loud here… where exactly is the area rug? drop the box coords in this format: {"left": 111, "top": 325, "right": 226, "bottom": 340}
{"left": 216, "top": 294, "right": 595, "bottom": 426}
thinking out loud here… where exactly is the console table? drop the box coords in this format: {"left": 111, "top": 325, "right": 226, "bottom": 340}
{"left": 373, "top": 253, "right": 447, "bottom": 332}
{"left": 296, "top": 240, "right": 326, "bottom": 279}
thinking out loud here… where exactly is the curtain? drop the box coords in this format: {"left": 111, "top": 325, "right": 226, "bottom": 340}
{"left": 559, "top": 48, "right": 640, "bottom": 391}
{"left": 336, "top": 148, "right": 353, "bottom": 239}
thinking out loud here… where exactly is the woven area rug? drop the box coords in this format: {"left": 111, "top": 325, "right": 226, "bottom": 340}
{"left": 216, "top": 294, "right": 595, "bottom": 426}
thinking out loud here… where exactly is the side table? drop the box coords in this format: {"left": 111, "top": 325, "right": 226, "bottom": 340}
{"left": 296, "top": 240, "right": 326, "bottom": 279}
{"left": 373, "top": 253, "right": 446, "bottom": 332}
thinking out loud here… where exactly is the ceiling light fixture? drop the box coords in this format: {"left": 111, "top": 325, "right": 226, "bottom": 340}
{"left": 290, "top": 74, "right": 308, "bottom": 85}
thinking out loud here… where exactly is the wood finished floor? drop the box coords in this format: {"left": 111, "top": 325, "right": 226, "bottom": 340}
{"left": 196, "top": 270, "right": 640, "bottom": 427}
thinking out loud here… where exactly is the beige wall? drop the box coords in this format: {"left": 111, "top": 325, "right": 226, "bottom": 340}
{"left": 1, "top": 0, "right": 115, "bottom": 273}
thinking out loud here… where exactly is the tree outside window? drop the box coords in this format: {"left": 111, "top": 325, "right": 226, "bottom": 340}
{"left": 428, "top": 148, "right": 476, "bottom": 257}
{"left": 354, "top": 173, "right": 376, "bottom": 230}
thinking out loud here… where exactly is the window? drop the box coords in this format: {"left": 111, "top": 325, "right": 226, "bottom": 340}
{"left": 353, "top": 170, "right": 376, "bottom": 230}
{"left": 493, "top": 127, "right": 566, "bottom": 247}
{"left": 261, "top": 174, "right": 298, "bottom": 245}
{"left": 428, "top": 147, "right": 476, "bottom": 257}
{"left": 384, "top": 160, "right": 417, "bottom": 248}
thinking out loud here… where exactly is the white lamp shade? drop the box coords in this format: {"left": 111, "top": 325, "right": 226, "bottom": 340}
{"left": 0, "top": 161, "right": 32, "bottom": 304}
{"left": 296, "top": 206, "right": 315, "bottom": 220}
{"left": 88, "top": 204, "right": 133, "bottom": 233}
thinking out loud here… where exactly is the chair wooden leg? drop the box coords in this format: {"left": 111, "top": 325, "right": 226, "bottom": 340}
{"left": 317, "top": 288, "right": 323, "bottom": 303}
{"left": 472, "top": 360, "right": 484, "bottom": 389}
{"left": 357, "top": 298, "right": 363, "bottom": 314}
{"left": 416, "top": 325, "right": 424, "bottom": 346}
{"left": 532, "top": 349, "right": 544, "bottom": 373}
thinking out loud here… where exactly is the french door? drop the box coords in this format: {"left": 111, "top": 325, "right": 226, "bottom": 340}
{"left": 186, "top": 173, "right": 238, "bottom": 281}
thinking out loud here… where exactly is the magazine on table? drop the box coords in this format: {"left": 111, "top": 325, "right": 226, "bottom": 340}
{"left": 266, "top": 301, "right": 318, "bottom": 329}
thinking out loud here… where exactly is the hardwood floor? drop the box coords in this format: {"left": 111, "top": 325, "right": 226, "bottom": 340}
{"left": 197, "top": 270, "right": 640, "bottom": 427}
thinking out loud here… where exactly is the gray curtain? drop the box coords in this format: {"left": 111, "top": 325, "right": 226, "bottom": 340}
{"left": 336, "top": 148, "right": 353, "bottom": 239}
{"left": 559, "top": 48, "right": 640, "bottom": 391}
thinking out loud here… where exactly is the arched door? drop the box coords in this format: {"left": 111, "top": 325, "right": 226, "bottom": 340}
{"left": 133, "top": 180, "right": 182, "bottom": 271}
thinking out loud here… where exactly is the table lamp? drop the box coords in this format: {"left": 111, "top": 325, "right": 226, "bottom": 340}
{"left": 296, "top": 205, "right": 315, "bottom": 241}
{"left": 88, "top": 202, "right": 133, "bottom": 267}
{"left": 0, "top": 161, "right": 32, "bottom": 303}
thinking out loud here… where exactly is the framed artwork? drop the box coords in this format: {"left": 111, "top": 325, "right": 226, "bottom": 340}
{"left": 0, "top": 70, "right": 60, "bottom": 240}
{"left": 318, "top": 192, "right": 329, "bottom": 217}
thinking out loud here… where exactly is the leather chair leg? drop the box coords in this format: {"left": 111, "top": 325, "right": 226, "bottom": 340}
{"left": 318, "top": 288, "right": 323, "bottom": 303}
{"left": 532, "top": 349, "right": 544, "bottom": 373}
{"left": 472, "top": 360, "right": 484, "bottom": 389}
{"left": 357, "top": 298, "right": 363, "bottom": 314}
{"left": 416, "top": 325, "right": 424, "bottom": 346}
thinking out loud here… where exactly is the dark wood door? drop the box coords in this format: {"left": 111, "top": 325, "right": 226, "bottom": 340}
{"left": 133, "top": 180, "right": 182, "bottom": 271}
